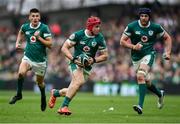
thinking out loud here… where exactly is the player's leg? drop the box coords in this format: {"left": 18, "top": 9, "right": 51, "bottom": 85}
{"left": 146, "top": 79, "right": 164, "bottom": 109}
{"left": 36, "top": 75, "right": 47, "bottom": 111}
{"left": 9, "top": 60, "right": 31, "bottom": 104}
{"left": 133, "top": 64, "right": 149, "bottom": 114}
{"left": 48, "top": 88, "right": 68, "bottom": 108}
{"left": 58, "top": 67, "right": 85, "bottom": 115}
{"left": 33, "top": 60, "right": 47, "bottom": 111}
{"left": 133, "top": 54, "right": 158, "bottom": 114}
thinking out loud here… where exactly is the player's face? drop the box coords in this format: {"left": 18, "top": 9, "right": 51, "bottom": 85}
{"left": 140, "top": 14, "right": 149, "bottom": 26}
{"left": 29, "top": 12, "right": 41, "bottom": 27}
{"left": 92, "top": 24, "right": 101, "bottom": 35}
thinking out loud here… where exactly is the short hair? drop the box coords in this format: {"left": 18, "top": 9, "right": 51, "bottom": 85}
{"left": 30, "top": 8, "right": 40, "bottom": 13}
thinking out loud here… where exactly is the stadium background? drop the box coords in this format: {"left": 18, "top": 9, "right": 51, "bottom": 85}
{"left": 0, "top": 0, "right": 179, "bottom": 95}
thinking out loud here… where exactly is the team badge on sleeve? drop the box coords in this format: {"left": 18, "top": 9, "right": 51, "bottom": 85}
{"left": 69, "top": 33, "right": 75, "bottom": 40}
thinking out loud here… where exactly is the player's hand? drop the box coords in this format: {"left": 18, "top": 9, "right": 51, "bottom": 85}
{"left": 163, "top": 53, "right": 171, "bottom": 60}
{"left": 73, "top": 57, "right": 84, "bottom": 67}
{"left": 133, "top": 43, "right": 143, "bottom": 50}
{"left": 15, "top": 43, "right": 23, "bottom": 52}
{"left": 34, "top": 30, "right": 40, "bottom": 37}
{"left": 87, "top": 57, "right": 94, "bottom": 66}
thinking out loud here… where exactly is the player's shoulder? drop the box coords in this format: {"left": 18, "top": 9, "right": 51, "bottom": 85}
{"left": 73, "top": 29, "right": 85, "bottom": 37}
{"left": 75, "top": 29, "right": 85, "bottom": 34}
{"left": 95, "top": 33, "right": 105, "bottom": 44}
{"left": 69, "top": 29, "right": 85, "bottom": 40}
{"left": 150, "top": 21, "right": 162, "bottom": 28}
{"left": 127, "top": 20, "right": 138, "bottom": 27}
{"left": 21, "top": 22, "right": 30, "bottom": 28}
{"left": 96, "top": 32, "right": 104, "bottom": 39}
{"left": 40, "top": 22, "right": 49, "bottom": 28}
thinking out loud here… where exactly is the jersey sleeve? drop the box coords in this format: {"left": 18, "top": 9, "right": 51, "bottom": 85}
{"left": 67, "top": 31, "right": 80, "bottom": 45}
{"left": 156, "top": 24, "right": 165, "bottom": 38}
{"left": 98, "top": 35, "right": 107, "bottom": 51}
{"left": 123, "top": 24, "right": 132, "bottom": 37}
{"left": 20, "top": 24, "right": 25, "bottom": 33}
{"left": 43, "top": 26, "right": 52, "bottom": 38}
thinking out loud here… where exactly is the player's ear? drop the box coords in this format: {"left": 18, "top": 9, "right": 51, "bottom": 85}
{"left": 39, "top": 15, "right": 41, "bottom": 20}
{"left": 28, "top": 14, "right": 31, "bottom": 21}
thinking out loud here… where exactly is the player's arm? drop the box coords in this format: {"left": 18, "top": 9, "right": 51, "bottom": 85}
{"left": 87, "top": 49, "right": 108, "bottom": 66}
{"left": 88, "top": 48, "right": 108, "bottom": 65}
{"left": 34, "top": 31, "right": 52, "bottom": 49}
{"left": 38, "top": 36, "right": 52, "bottom": 49}
{"left": 61, "top": 39, "right": 83, "bottom": 66}
{"left": 162, "top": 32, "right": 172, "bottom": 60}
{"left": 16, "top": 29, "right": 25, "bottom": 51}
{"left": 94, "top": 49, "right": 108, "bottom": 63}
{"left": 120, "top": 34, "right": 142, "bottom": 50}
{"left": 61, "top": 39, "right": 75, "bottom": 61}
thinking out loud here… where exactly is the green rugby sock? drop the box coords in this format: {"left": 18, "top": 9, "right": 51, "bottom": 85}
{"left": 147, "top": 84, "right": 161, "bottom": 97}
{"left": 53, "top": 89, "right": 60, "bottom": 97}
{"left": 138, "top": 84, "right": 147, "bottom": 108}
{"left": 17, "top": 76, "right": 24, "bottom": 96}
{"left": 39, "top": 85, "right": 45, "bottom": 97}
{"left": 61, "top": 96, "right": 71, "bottom": 107}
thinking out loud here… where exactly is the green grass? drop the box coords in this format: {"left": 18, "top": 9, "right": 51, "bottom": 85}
{"left": 0, "top": 90, "right": 180, "bottom": 123}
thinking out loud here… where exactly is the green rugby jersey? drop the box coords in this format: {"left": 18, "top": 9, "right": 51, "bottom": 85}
{"left": 68, "top": 29, "right": 107, "bottom": 58}
{"left": 124, "top": 20, "right": 165, "bottom": 61}
{"left": 21, "top": 22, "right": 52, "bottom": 62}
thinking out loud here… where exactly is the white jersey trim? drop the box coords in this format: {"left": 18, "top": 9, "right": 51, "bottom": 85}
{"left": 138, "top": 20, "right": 150, "bottom": 28}
{"left": 30, "top": 22, "right": 41, "bottom": 29}
{"left": 85, "top": 29, "right": 95, "bottom": 38}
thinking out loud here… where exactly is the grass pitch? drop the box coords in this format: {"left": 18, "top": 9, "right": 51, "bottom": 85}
{"left": 0, "top": 90, "right": 180, "bottom": 123}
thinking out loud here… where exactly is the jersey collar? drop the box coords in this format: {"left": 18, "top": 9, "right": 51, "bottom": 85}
{"left": 138, "top": 20, "right": 150, "bottom": 28}
{"left": 85, "top": 29, "right": 95, "bottom": 38}
{"left": 30, "top": 22, "right": 41, "bottom": 29}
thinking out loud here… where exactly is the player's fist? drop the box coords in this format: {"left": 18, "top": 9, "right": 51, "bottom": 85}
{"left": 15, "top": 43, "right": 23, "bottom": 52}
{"left": 34, "top": 30, "right": 40, "bottom": 37}
{"left": 72, "top": 57, "right": 84, "bottom": 67}
{"left": 87, "top": 57, "right": 94, "bottom": 66}
{"left": 133, "top": 43, "right": 143, "bottom": 50}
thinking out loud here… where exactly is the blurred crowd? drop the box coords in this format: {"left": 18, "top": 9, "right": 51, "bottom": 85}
{"left": 0, "top": 5, "right": 179, "bottom": 87}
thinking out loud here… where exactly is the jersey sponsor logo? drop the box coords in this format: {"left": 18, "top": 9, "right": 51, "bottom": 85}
{"left": 135, "top": 31, "right": 141, "bottom": 35}
{"left": 141, "top": 35, "right": 148, "bottom": 42}
{"left": 148, "top": 30, "right": 154, "bottom": 36}
{"left": 30, "top": 36, "right": 36, "bottom": 43}
{"left": 92, "top": 42, "right": 97, "bottom": 47}
{"left": 83, "top": 46, "right": 90, "bottom": 52}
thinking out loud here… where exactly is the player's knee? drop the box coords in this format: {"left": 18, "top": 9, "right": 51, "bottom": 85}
{"left": 18, "top": 73, "right": 25, "bottom": 78}
{"left": 137, "top": 74, "right": 145, "bottom": 82}
{"left": 36, "top": 81, "right": 45, "bottom": 88}
{"left": 137, "top": 73, "right": 146, "bottom": 82}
